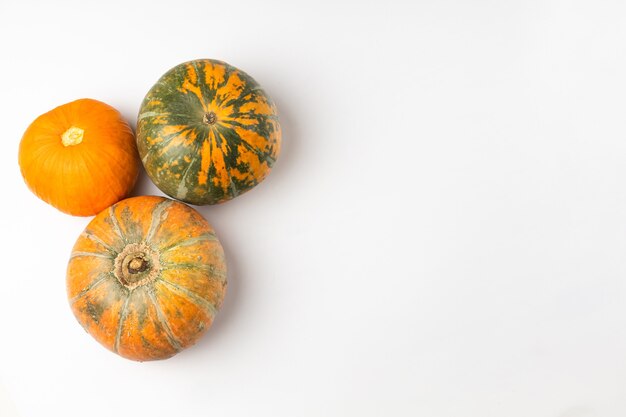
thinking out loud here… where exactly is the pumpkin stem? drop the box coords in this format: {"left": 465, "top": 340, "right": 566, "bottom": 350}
{"left": 128, "top": 257, "right": 149, "bottom": 274}
{"left": 61, "top": 126, "right": 84, "bottom": 147}
{"left": 202, "top": 112, "right": 217, "bottom": 125}
{"left": 113, "top": 242, "right": 160, "bottom": 289}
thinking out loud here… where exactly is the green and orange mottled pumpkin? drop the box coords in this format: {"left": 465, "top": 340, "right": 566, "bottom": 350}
{"left": 67, "top": 195, "right": 227, "bottom": 361}
{"left": 137, "top": 59, "right": 281, "bottom": 205}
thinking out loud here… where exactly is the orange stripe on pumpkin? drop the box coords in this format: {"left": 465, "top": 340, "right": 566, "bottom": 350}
{"left": 185, "top": 63, "right": 197, "bottom": 84}
{"left": 204, "top": 61, "right": 226, "bottom": 91}
{"left": 210, "top": 139, "right": 230, "bottom": 191}
{"left": 232, "top": 144, "right": 268, "bottom": 183}
{"left": 216, "top": 71, "right": 245, "bottom": 104}
{"left": 234, "top": 126, "right": 272, "bottom": 154}
{"left": 239, "top": 98, "right": 274, "bottom": 115}
{"left": 197, "top": 131, "right": 213, "bottom": 186}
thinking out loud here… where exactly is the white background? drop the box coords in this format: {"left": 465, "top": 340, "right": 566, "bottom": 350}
{"left": 1, "top": 0, "right": 626, "bottom": 416}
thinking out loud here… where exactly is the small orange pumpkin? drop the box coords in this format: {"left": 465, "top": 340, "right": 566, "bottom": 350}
{"left": 18, "top": 98, "right": 139, "bottom": 216}
{"left": 67, "top": 196, "right": 227, "bottom": 361}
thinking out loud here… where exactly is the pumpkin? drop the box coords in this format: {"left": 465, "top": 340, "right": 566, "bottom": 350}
{"left": 136, "top": 59, "right": 281, "bottom": 205}
{"left": 66, "top": 195, "right": 227, "bottom": 361}
{"left": 18, "top": 98, "right": 140, "bottom": 216}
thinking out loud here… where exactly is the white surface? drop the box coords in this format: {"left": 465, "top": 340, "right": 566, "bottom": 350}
{"left": 2, "top": 0, "right": 626, "bottom": 416}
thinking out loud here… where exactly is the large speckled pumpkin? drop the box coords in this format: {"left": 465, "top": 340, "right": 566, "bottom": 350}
{"left": 136, "top": 59, "right": 281, "bottom": 205}
{"left": 67, "top": 195, "right": 227, "bottom": 361}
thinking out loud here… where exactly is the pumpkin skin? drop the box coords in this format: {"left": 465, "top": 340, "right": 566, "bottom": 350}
{"left": 137, "top": 59, "right": 281, "bottom": 205}
{"left": 18, "top": 99, "right": 140, "bottom": 216}
{"left": 67, "top": 195, "right": 227, "bottom": 361}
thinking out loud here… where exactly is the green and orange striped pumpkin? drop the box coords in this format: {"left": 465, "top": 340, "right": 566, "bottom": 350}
{"left": 137, "top": 59, "right": 281, "bottom": 205}
{"left": 67, "top": 195, "right": 227, "bottom": 361}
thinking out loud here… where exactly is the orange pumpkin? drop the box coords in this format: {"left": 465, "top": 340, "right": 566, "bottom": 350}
{"left": 18, "top": 98, "right": 139, "bottom": 216}
{"left": 67, "top": 196, "right": 227, "bottom": 361}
